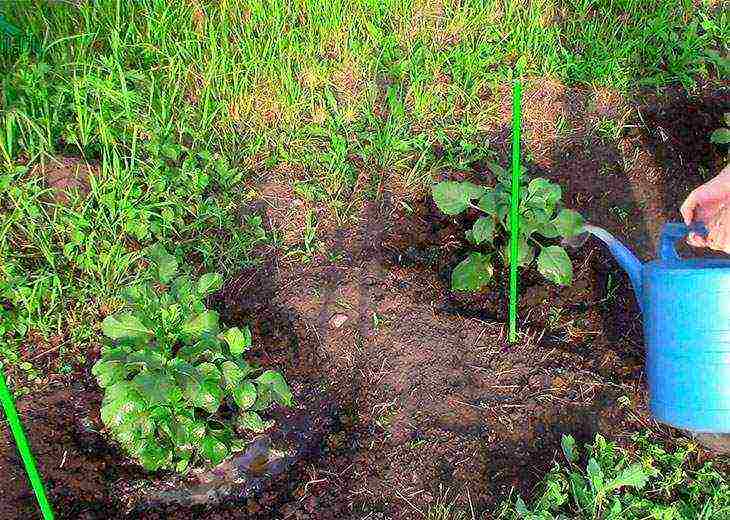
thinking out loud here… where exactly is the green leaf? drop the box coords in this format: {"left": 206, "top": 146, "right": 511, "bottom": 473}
{"left": 520, "top": 208, "right": 550, "bottom": 236}
{"left": 587, "top": 457, "right": 605, "bottom": 493}
{"left": 537, "top": 246, "right": 573, "bottom": 286}
{"left": 92, "top": 349, "right": 128, "bottom": 387}
{"left": 607, "top": 498, "right": 623, "bottom": 519}
{"left": 169, "top": 359, "right": 204, "bottom": 401}
{"left": 451, "top": 252, "right": 493, "bottom": 292}
{"left": 114, "top": 410, "right": 150, "bottom": 447}
{"left": 138, "top": 441, "right": 172, "bottom": 471}
{"left": 147, "top": 243, "right": 178, "bottom": 283}
{"left": 102, "top": 313, "right": 151, "bottom": 340}
{"left": 504, "top": 235, "right": 534, "bottom": 267}
{"left": 192, "top": 363, "right": 223, "bottom": 413}
{"left": 553, "top": 209, "right": 585, "bottom": 238}
{"left": 538, "top": 221, "right": 561, "bottom": 239}
{"left": 605, "top": 463, "right": 649, "bottom": 492}
{"left": 494, "top": 187, "right": 510, "bottom": 219}
{"left": 220, "top": 360, "right": 245, "bottom": 388}
{"left": 123, "top": 284, "right": 152, "bottom": 305}
{"left": 170, "top": 275, "right": 194, "bottom": 303}
{"left": 125, "top": 349, "right": 166, "bottom": 373}
{"left": 149, "top": 405, "right": 173, "bottom": 425}
{"left": 486, "top": 161, "right": 510, "bottom": 184}
{"left": 186, "top": 420, "right": 207, "bottom": 443}
{"left": 561, "top": 434, "right": 579, "bottom": 463}
{"left": 194, "top": 379, "right": 223, "bottom": 414}
{"left": 176, "top": 456, "right": 191, "bottom": 474}
{"left": 197, "top": 362, "right": 221, "bottom": 381}
{"left": 221, "top": 326, "right": 252, "bottom": 354}
{"left": 462, "top": 181, "right": 486, "bottom": 199}
{"left": 470, "top": 217, "right": 495, "bottom": 245}
{"left": 233, "top": 381, "right": 257, "bottom": 409}
{"left": 432, "top": 181, "right": 472, "bottom": 215}
{"left": 710, "top": 128, "right": 730, "bottom": 145}
{"left": 256, "top": 370, "right": 293, "bottom": 407}
{"left": 133, "top": 371, "right": 180, "bottom": 405}
{"left": 177, "top": 338, "right": 223, "bottom": 363}
{"left": 100, "top": 382, "right": 144, "bottom": 428}
{"left": 196, "top": 273, "right": 223, "bottom": 296}
{"left": 569, "top": 472, "right": 591, "bottom": 511}
{"left": 92, "top": 361, "right": 126, "bottom": 388}
{"left": 478, "top": 191, "right": 497, "bottom": 216}
{"left": 182, "top": 310, "right": 220, "bottom": 338}
{"left": 528, "top": 178, "right": 562, "bottom": 208}
{"left": 166, "top": 415, "right": 192, "bottom": 447}
{"left": 251, "top": 386, "right": 273, "bottom": 411}
{"left": 201, "top": 435, "right": 229, "bottom": 465}
{"left": 236, "top": 411, "right": 274, "bottom": 433}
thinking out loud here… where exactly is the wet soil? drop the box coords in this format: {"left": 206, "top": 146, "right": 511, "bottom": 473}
{"left": 1, "top": 80, "right": 728, "bottom": 519}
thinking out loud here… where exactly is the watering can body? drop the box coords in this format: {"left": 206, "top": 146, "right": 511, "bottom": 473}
{"left": 597, "top": 222, "right": 730, "bottom": 433}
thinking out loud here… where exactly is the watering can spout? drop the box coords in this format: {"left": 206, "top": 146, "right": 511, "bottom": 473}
{"left": 582, "top": 225, "right": 644, "bottom": 313}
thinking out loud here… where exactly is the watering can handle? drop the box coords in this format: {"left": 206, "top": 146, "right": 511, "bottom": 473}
{"left": 659, "top": 221, "right": 709, "bottom": 261}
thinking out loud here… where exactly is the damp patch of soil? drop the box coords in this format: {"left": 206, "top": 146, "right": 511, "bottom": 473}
{"left": 1, "top": 80, "right": 728, "bottom": 519}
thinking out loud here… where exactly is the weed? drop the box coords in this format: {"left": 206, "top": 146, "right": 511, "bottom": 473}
{"left": 425, "top": 485, "right": 474, "bottom": 520}
{"left": 282, "top": 209, "right": 320, "bottom": 264}
{"left": 498, "top": 433, "right": 730, "bottom": 520}
{"left": 546, "top": 307, "right": 563, "bottom": 330}
{"left": 710, "top": 112, "right": 730, "bottom": 162}
{"left": 326, "top": 249, "right": 344, "bottom": 263}
{"left": 608, "top": 205, "right": 630, "bottom": 227}
{"left": 554, "top": 115, "right": 572, "bottom": 139}
{"left": 594, "top": 117, "right": 623, "bottom": 143}
{"left": 91, "top": 245, "right": 292, "bottom": 473}
{"left": 432, "top": 164, "right": 585, "bottom": 292}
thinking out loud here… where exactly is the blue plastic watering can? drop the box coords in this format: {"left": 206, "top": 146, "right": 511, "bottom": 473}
{"left": 588, "top": 221, "right": 730, "bottom": 433}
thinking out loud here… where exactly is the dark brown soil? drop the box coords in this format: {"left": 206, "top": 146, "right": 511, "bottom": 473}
{"left": 1, "top": 80, "right": 728, "bottom": 519}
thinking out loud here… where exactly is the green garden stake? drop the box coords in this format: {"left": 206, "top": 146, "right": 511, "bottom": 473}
{"left": 508, "top": 79, "right": 522, "bottom": 343}
{"left": 0, "top": 368, "right": 55, "bottom": 519}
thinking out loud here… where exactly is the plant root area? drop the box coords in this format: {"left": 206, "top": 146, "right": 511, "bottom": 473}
{"left": 1, "top": 82, "right": 728, "bottom": 519}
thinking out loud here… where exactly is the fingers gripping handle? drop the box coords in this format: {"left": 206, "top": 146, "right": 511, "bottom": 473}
{"left": 659, "top": 221, "right": 708, "bottom": 261}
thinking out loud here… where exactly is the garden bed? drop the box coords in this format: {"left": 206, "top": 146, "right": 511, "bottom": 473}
{"left": 1, "top": 82, "right": 728, "bottom": 519}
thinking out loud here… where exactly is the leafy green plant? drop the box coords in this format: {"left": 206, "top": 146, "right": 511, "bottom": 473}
{"left": 498, "top": 433, "right": 730, "bottom": 520}
{"left": 432, "top": 165, "right": 585, "bottom": 292}
{"left": 91, "top": 244, "right": 292, "bottom": 473}
{"left": 711, "top": 113, "right": 730, "bottom": 162}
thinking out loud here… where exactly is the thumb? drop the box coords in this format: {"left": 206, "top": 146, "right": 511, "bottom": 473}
{"left": 680, "top": 190, "right": 698, "bottom": 225}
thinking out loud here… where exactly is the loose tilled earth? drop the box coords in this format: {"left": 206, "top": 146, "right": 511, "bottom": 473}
{"left": 1, "top": 79, "right": 728, "bottom": 519}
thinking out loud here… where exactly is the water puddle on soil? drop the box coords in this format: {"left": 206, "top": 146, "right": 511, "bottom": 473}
{"left": 117, "top": 436, "right": 294, "bottom": 511}
{"left": 112, "top": 381, "right": 354, "bottom": 516}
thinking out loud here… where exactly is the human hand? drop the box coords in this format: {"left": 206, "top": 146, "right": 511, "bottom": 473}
{"left": 680, "top": 164, "right": 730, "bottom": 253}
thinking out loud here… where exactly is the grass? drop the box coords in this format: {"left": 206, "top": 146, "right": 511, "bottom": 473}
{"left": 0, "top": 1, "right": 727, "bottom": 388}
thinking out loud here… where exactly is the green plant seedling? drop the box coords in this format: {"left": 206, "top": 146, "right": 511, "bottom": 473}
{"left": 432, "top": 164, "right": 585, "bottom": 292}
{"left": 499, "top": 433, "right": 730, "bottom": 520}
{"left": 710, "top": 112, "right": 730, "bottom": 162}
{"left": 91, "top": 244, "right": 292, "bottom": 473}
